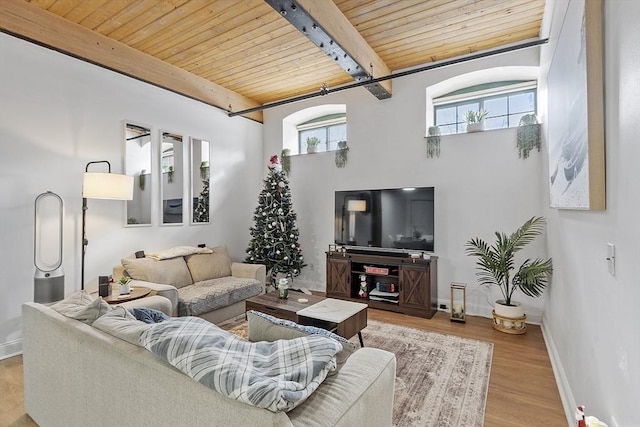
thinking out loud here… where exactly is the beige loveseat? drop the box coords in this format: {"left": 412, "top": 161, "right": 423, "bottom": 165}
{"left": 22, "top": 302, "right": 396, "bottom": 427}
{"left": 113, "top": 246, "right": 266, "bottom": 324}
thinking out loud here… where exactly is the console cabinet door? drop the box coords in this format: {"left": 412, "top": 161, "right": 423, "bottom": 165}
{"left": 399, "top": 264, "right": 429, "bottom": 311}
{"left": 326, "top": 257, "right": 351, "bottom": 298}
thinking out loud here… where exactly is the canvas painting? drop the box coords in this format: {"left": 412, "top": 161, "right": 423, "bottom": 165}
{"left": 547, "top": 0, "right": 605, "bottom": 210}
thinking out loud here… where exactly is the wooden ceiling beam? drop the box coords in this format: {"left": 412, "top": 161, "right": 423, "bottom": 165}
{"left": 267, "top": 0, "right": 392, "bottom": 99}
{"left": 0, "top": 0, "right": 263, "bottom": 122}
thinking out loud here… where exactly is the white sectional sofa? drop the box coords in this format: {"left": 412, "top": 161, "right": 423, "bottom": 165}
{"left": 22, "top": 302, "right": 396, "bottom": 427}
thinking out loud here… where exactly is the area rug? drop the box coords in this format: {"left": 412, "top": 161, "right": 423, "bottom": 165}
{"left": 219, "top": 317, "right": 493, "bottom": 427}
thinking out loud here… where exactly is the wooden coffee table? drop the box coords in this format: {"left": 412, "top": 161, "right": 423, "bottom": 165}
{"left": 245, "top": 291, "right": 368, "bottom": 346}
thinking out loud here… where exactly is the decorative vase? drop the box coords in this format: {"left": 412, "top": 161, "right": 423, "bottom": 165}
{"left": 492, "top": 300, "right": 527, "bottom": 334}
{"left": 119, "top": 283, "right": 131, "bottom": 295}
{"left": 307, "top": 145, "right": 317, "bottom": 154}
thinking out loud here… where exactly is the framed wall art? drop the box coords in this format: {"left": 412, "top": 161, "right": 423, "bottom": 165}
{"left": 547, "top": 0, "right": 605, "bottom": 210}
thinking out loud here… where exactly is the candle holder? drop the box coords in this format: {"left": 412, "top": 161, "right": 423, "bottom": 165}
{"left": 450, "top": 283, "right": 466, "bottom": 323}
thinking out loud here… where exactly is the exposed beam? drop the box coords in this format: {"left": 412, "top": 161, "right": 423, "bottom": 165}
{"left": 0, "top": 0, "right": 263, "bottom": 122}
{"left": 266, "top": 0, "right": 392, "bottom": 99}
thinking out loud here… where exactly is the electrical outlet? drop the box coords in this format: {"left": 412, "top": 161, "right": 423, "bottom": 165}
{"left": 309, "top": 263, "right": 314, "bottom": 271}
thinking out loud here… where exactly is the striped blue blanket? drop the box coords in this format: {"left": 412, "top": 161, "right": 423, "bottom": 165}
{"left": 140, "top": 316, "right": 342, "bottom": 412}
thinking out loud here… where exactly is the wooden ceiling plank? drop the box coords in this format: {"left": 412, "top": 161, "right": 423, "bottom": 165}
{"left": 144, "top": 2, "right": 256, "bottom": 58}
{"left": 44, "top": 0, "right": 84, "bottom": 18}
{"left": 295, "top": 0, "right": 392, "bottom": 95}
{"left": 185, "top": 25, "right": 308, "bottom": 76}
{"left": 214, "top": 50, "right": 343, "bottom": 90}
{"left": 360, "top": 0, "right": 539, "bottom": 43}
{"left": 382, "top": 27, "right": 543, "bottom": 71}
{"left": 94, "top": 0, "right": 160, "bottom": 36}
{"left": 172, "top": 15, "right": 293, "bottom": 71}
{"left": 27, "top": 0, "right": 57, "bottom": 9}
{"left": 120, "top": 0, "right": 207, "bottom": 47}
{"left": 62, "top": 0, "right": 110, "bottom": 23}
{"left": 133, "top": 1, "right": 232, "bottom": 54}
{"left": 77, "top": 0, "right": 138, "bottom": 31}
{"left": 0, "top": 0, "right": 262, "bottom": 121}
{"left": 372, "top": 5, "right": 543, "bottom": 55}
{"left": 155, "top": 7, "right": 280, "bottom": 65}
{"left": 105, "top": 0, "right": 189, "bottom": 41}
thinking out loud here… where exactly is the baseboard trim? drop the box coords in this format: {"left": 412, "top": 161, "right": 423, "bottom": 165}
{"left": 436, "top": 298, "right": 543, "bottom": 324}
{"left": 0, "top": 339, "right": 23, "bottom": 360}
{"left": 541, "top": 316, "right": 575, "bottom": 427}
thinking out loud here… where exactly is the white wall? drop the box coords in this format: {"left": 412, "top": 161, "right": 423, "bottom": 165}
{"left": 0, "top": 34, "right": 264, "bottom": 358}
{"left": 539, "top": 1, "right": 640, "bottom": 426}
{"left": 263, "top": 47, "right": 548, "bottom": 321}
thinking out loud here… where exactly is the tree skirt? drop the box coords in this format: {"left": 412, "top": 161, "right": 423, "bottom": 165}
{"left": 219, "top": 317, "right": 493, "bottom": 427}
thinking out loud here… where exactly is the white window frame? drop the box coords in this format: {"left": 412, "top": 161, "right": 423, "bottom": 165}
{"left": 433, "top": 81, "right": 537, "bottom": 135}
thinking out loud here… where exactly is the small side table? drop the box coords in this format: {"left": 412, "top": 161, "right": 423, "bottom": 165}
{"left": 102, "top": 286, "right": 152, "bottom": 304}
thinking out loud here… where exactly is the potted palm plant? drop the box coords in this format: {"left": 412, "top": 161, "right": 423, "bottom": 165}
{"left": 464, "top": 109, "right": 488, "bottom": 132}
{"left": 465, "top": 216, "right": 553, "bottom": 334}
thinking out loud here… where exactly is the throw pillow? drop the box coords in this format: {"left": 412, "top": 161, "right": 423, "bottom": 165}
{"left": 184, "top": 245, "right": 232, "bottom": 282}
{"left": 92, "top": 306, "right": 153, "bottom": 346}
{"left": 50, "top": 291, "right": 111, "bottom": 325}
{"left": 121, "top": 256, "right": 193, "bottom": 288}
{"left": 246, "top": 310, "right": 356, "bottom": 374}
{"left": 132, "top": 307, "right": 169, "bottom": 324}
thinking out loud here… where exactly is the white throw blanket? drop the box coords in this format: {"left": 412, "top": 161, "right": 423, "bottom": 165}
{"left": 147, "top": 246, "right": 212, "bottom": 260}
{"left": 140, "top": 317, "right": 341, "bottom": 412}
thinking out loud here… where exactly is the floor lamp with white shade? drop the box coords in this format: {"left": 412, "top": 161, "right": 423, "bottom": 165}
{"left": 81, "top": 161, "right": 133, "bottom": 290}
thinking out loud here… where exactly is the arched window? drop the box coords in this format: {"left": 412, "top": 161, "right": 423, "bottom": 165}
{"left": 426, "top": 67, "right": 539, "bottom": 135}
{"left": 283, "top": 105, "right": 346, "bottom": 154}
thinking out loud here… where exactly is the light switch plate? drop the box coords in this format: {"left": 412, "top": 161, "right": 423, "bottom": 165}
{"left": 607, "top": 243, "right": 615, "bottom": 276}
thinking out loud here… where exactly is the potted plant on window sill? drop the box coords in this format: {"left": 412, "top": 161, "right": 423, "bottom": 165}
{"left": 306, "top": 136, "right": 320, "bottom": 154}
{"left": 465, "top": 109, "right": 488, "bottom": 133}
{"left": 465, "top": 216, "right": 553, "bottom": 334}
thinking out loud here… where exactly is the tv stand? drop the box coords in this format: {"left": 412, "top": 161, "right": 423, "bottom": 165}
{"left": 326, "top": 250, "right": 438, "bottom": 319}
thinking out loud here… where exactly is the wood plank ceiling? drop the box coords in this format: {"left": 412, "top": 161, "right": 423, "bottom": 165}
{"left": 2, "top": 0, "right": 546, "bottom": 122}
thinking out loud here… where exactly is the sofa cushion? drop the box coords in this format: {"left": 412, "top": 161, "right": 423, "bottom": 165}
{"left": 184, "top": 245, "right": 232, "bottom": 282}
{"left": 177, "top": 277, "right": 262, "bottom": 317}
{"left": 139, "top": 316, "right": 342, "bottom": 412}
{"left": 92, "top": 306, "right": 153, "bottom": 346}
{"left": 122, "top": 257, "right": 193, "bottom": 288}
{"left": 50, "top": 291, "right": 111, "bottom": 325}
{"left": 247, "top": 310, "right": 356, "bottom": 374}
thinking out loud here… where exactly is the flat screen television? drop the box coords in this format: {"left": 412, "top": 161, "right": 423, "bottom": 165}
{"left": 334, "top": 187, "right": 435, "bottom": 254}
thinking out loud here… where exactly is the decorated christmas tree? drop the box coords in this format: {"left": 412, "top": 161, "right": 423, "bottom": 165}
{"left": 245, "top": 155, "right": 305, "bottom": 285}
{"left": 194, "top": 178, "right": 209, "bottom": 222}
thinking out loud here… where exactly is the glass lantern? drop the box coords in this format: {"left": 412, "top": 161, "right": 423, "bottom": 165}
{"left": 450, "top": 283, "right": 466, "bottom": 323}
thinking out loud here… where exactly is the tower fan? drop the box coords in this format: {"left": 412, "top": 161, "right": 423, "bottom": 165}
{"left": 34, "top": 191, "right": 65, "bottom": 303}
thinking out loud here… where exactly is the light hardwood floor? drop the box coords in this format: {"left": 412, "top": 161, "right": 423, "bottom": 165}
{"left": 0, "top": 309, "right": 567, "bottom": 427}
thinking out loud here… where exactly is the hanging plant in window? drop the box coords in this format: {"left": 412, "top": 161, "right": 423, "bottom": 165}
{"left": 516, "top": 114, "right": 541, "bottom": 159}
{"left": 281, "top": 148, "right": 291, "bottom": 174}
{"left": 335, "top": 141, "right": 349, "bottom": 168}
{"left": 425, "top": 126, "right": 441, "bottom": 158}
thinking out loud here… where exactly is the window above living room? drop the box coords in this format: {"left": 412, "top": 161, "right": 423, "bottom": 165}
{"left": 433, "top": 81, "right": 537, "bottom": 135}
{"left": 297, "top": 113, "right": 346, "bottom": 154}
{"left": 283, "top": 104, "right": 347, "bottom": 155}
